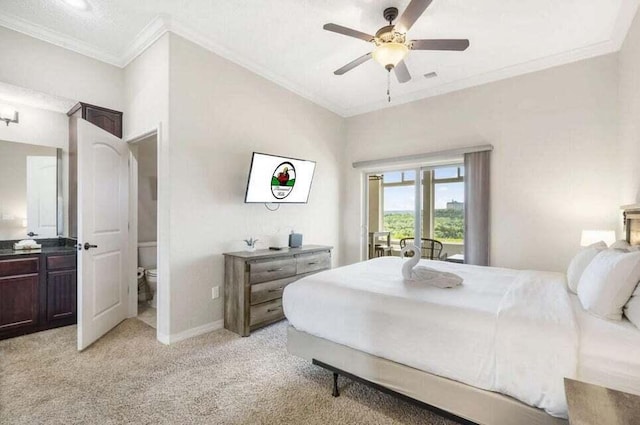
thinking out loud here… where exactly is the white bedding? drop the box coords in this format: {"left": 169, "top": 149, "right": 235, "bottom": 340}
{"left": 283, "top": 257, "right": 575, "bottom": 417}
{"left": 571, "top": 295, "right": 640, "bottom": 396}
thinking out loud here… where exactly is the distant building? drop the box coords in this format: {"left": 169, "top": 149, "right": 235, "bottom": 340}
{"left": 446, "top": 200, "right": 464, "bottom": 211}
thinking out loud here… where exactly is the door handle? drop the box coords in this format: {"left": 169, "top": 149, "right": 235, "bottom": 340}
{"left": 27, "top": 232, "right": 38, "bottom": 237}
{"left": 84, "top": 243, "right": 98, "bottom": 250}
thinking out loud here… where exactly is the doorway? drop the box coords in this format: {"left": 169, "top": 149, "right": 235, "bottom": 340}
{"left": 128, "top": 132, "right": 158, "bottom": 330}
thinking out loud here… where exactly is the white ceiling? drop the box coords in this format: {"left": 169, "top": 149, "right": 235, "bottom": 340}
{"left": 0, "top": 0, "right": 637, "bottom": 117}
{"left": 0, "top": 82, "right": 75, "bottom": 113}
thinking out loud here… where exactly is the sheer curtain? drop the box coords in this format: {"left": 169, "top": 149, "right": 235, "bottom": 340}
{"left": 464, "top": 151, "right": 491, "bottom": 266}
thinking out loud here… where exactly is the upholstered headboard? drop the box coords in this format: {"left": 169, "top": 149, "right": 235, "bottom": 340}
{"left": 623, "top": 204, "right": 640, "bottom": 246}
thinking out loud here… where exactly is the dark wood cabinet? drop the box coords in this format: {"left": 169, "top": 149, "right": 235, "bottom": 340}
{"left": 47, "top": 255, "right": 77, "bottom": 323}
{"left": 0, "top": 251, "right": 77, "bottom": 340}
{"left": 67, "top": 102, "right": 123, "bottom": 138}
{"left": 0, "top": 274, "right": 39, "bottom": 332}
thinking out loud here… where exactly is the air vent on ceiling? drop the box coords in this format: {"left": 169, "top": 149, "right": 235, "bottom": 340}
{"left": 424, "top": 72, "right": 438, "bottom": 79}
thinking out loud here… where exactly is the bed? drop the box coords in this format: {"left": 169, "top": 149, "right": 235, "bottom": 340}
{"left": 283, "top": 234, "right": 640, "bottom": 424}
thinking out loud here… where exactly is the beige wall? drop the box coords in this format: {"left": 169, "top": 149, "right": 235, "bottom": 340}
{"left": 344, "top": 54, "right": 621, "bottom": 272}
{"left": 167, "top": 33, "right": 345, "bottom": 335}
{"left": 137, "top": 135, "right": 157, "bottom": 243}
{"left": 0, "top": 27, "right": 123, "bottom": 111}
{"left": 123, "top": 34, "right": 170, "bottom": 140}
{"left": 619, "top": 10, "right": 640, "bottom": 208}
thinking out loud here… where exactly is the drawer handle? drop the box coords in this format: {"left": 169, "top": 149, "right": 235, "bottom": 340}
{"left": 268, "top": 267, "right": 284, "bottom": 272}
{"left": 267, "top": 307, "right": 282, "bottom": 313}
{"left": 308, "top": 261, "right": 318, "bottom": 265}
{"left": 268, "top": 287, "right": 284, "bottom": 292}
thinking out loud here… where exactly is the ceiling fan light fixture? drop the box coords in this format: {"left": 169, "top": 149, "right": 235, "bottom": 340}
{"left": 372, "top": 42, "right": 409, "bottom": 69}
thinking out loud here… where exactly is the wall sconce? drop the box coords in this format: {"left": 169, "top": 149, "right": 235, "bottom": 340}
{"left": 0, "top": 105, "right": 19, "bottom": 126}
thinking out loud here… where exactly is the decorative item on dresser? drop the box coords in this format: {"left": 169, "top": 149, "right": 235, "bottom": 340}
{"left": 0, "top": 238, "right": 77, "bottom": 340}
{"left": 223, "top": 245, "right": 332, "bottom": 336}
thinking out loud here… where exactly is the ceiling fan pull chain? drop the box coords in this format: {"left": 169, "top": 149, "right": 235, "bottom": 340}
{"left": 387, "top": 70, "right": 390, "bottom": 102}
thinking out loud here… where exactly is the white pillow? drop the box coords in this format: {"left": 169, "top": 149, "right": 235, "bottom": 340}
{"left": 624, "top": 283, "right": 640, "bottom": 328}
{"left": 577, "top": 250, "right": 640, "bottom": 320}
{"left": 610, "top": 240, "right": 632, "bottom": 251}
{"left": 566, "top": 241, "right": 607, "bottom": 294}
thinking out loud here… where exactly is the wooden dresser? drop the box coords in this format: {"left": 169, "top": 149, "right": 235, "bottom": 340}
{"left": 223, "top": 245, "right": 332, "bottom": 336}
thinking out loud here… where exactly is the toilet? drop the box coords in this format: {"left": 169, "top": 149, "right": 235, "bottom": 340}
{"left": 145, "top": 268, "right": 158, "bottom": 308}
{"left": 138, "top": 242, "right": 158, "bottom": 308}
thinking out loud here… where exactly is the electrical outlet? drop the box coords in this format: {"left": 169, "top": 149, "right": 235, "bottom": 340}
{"left": 212, "top": 286, "right": 220, "bottom": 300}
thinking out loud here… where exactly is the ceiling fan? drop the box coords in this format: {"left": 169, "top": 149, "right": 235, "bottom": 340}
{"left": 323, "top": 0, "right": 469, "bottom": 96}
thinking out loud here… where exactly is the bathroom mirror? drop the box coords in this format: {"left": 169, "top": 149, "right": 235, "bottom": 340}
{"left": 0, "top": 139, "right": 62, "bottom": 240}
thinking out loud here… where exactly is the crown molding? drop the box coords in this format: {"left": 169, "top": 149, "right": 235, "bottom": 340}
{"left": 0, "top": 0, "right": 637, "bottom": 118}
{"left": 0, "top": 10, "right": 121, "bottom": 66}
{"left": 120, "top": 15, "right": 170, "bottom": 67}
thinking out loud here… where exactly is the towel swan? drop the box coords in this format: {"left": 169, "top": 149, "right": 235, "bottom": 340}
{"left": 401, "top": 245, "right": 463, "bottom": 288}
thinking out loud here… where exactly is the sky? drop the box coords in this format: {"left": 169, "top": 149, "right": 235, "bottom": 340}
{"left": 381, "top": 168, "right": 464, "bottom": 211}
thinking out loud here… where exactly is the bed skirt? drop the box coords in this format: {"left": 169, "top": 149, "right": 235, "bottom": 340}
{"left": 287, "top": 326, "right": 567, "bottom": 425}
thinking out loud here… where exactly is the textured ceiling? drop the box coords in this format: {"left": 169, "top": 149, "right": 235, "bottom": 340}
{"left": 0, "top": 82, "right": 75, "bottom": 113}
{"left": 0, "top": 0, "right": 637, "bottom": 116}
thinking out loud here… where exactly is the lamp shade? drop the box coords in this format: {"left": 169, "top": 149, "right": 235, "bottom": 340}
{"left": 0, "top": 105, "right": 16, "bottom": 120}
{"left": 372, "top": 43, "right": 409, "bottom": 68}
{"left": 580, "top": 230, "right": 616, "bottom": 247}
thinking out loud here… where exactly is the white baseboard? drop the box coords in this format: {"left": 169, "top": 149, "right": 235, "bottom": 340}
{"left": 157, "top": 319, "right": 223, "bottom": 345}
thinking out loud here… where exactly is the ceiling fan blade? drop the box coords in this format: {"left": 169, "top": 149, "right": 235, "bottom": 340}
{"left": 411, "top": 39, "right": 470, "bottom": 51}
{"left": 334, "top": 52, "right": 373, "bottom": 75}
{"left": 394, "top": 60, "right": 411, "bottom": 83}
{"left": 396, "top": 0, "right": 433, "bottom": 33}
{"left": 323, "top": 23, "right": 374, "bottom": 42}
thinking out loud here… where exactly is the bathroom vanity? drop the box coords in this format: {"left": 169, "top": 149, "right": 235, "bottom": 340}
{"left": 223, "top": 245, "right": 332, "bottom": 336}
{"left": 0, "top": 138, "right": 77, "bottom": 340}
{"left": 0, "top": 238, "right": 77, "bottom": 340}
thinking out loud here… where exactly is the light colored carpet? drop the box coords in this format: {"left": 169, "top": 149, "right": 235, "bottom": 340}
{"left": 0, "top": 320, "right": 458, "bottom": 425}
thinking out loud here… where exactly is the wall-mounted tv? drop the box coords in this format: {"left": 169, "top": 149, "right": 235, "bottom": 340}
{"left": 244, "top": 152, "right": 316, "bottom": 204}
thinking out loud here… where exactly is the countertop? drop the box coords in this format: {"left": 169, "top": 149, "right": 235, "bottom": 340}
{"left": 0, "top": 246, "right": 77, "bottom": 258}
{"left": 0, "top": 238, "right": 77, "bottom": 259}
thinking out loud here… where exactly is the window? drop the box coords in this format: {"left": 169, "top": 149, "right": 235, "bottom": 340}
{"left": 367, "top": 165, "right": 464, "bottom": 259}
{"left": 432, "top": 166, "right": 464, "bottom": 244}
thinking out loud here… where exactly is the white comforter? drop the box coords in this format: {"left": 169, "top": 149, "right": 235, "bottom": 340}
{"left": 283, "top": 257, "right": 577, "bottom": 418}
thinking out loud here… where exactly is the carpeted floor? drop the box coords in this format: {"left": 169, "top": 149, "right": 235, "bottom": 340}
{"left": 0, "top": 319, "right": 458, "bottom": 425}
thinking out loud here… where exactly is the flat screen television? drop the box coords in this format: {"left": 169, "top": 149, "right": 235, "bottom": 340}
{"left": 244, "top": 152, "right": 316, "bottom": 203}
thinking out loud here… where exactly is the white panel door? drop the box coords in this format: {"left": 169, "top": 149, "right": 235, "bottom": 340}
{"left": 26, "top": 156, "right": 57, "bottom": 238}
{"left": 77, "top": 119, "right": 129, "bottom": 351}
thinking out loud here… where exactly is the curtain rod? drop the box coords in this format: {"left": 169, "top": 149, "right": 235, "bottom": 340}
{"left": 352, "top": 144, "right": 493, "bottom": 169}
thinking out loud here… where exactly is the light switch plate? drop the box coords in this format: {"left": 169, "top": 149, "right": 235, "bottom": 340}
{"left": 212, "top": 286, "right": 220, "bottom": 299}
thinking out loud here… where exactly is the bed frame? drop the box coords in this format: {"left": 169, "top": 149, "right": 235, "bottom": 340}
{"left": 288, "top": 326, "right": 566, "bottom": 425}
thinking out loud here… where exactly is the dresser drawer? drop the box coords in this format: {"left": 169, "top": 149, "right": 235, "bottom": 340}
{"left": 47, "top": 255, "right": 76, "bottom": 271}
{"left": 248, "top": 258, "right": 296, "bottom": 284}
{"left": 251, "top": 275, "right": 297, "bottom": 305}
{"left": 296, "top": 251, "right": 331, "bottom": 275}
{"left": 0, "top": 257, "right": 39, "bottom": 278}
{"left": 250, "top": 298, "right": 283, "bottom": 327}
